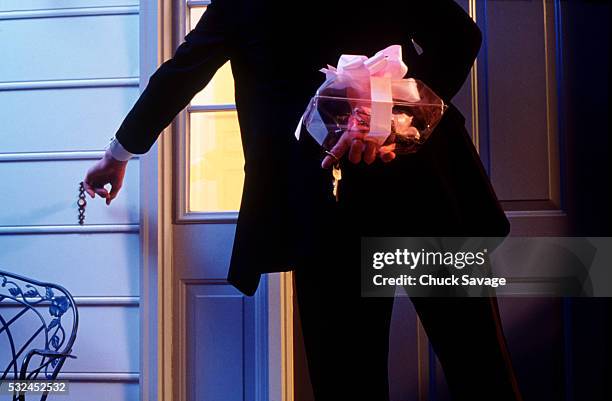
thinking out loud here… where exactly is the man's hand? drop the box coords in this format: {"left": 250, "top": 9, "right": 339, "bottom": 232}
{"left": 321, "top": 117, "right": 397, "bottom": 169}
{"left": 83, "top": 149, "right": 128, "bottom": 205}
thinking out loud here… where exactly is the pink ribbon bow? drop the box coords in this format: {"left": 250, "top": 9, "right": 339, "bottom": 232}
{"left": 318, "top": 45, "right": 420, "bottom": 145}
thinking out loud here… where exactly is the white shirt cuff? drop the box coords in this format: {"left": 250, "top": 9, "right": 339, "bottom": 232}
{"left": 106, "top": 136, "right": 134, "bottom": 161}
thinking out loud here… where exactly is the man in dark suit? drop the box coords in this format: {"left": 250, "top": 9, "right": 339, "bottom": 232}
{"left": 84, "top": 1, "right": 523, "bottom": 399}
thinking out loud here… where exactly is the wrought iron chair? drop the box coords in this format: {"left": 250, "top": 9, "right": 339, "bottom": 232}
{"left": 0, "top": 270, "right": 78, "bottom": 401}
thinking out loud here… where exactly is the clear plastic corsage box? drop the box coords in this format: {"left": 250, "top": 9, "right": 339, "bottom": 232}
{"left": 296, "top": 45, "right": 448, "bottom": 155}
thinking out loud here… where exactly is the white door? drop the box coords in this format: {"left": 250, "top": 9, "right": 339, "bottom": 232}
{"left": 165, "top": 3, "right": 279, "bottom": 401}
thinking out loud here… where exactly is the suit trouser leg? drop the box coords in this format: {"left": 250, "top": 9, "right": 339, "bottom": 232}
{"left": 293, "top": 199, "right": 521, "bottom": 400}
{"left": 410, "top": 296, "right": 523, "bottom": 401}
{"left": 294, "top": 268, "right": 523, "bottom": 401}
{"left": 294, "top": 264, "right": 395, "bottom": 401}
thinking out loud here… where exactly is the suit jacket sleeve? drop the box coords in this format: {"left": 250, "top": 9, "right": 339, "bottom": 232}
{"left": 406, "top": 0, "right": 482, "bottom": 103}
{"left": 115, "top": 0, "right": 234, "bottom": 154}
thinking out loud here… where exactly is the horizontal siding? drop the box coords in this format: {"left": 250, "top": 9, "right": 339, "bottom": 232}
{"left": 0, "top": 1, "right": 143, "bottom": 397}
{"left": 0, "top": 233, "right": 140, "bottom": 296}
{"left": 0, "top": 14, "right": 138, "bottom": 82}
{"left": 0, "top": 159, "right": 139, "bottom": 226}
{"left": 0, "top": 1, "right": 138, "bottom": 12}
{"left": 0, "top": 86, "right": 139, "bottom": 153}
{"left": 0, "top": 304, "right": 139, "bottom": 372}
{"left": 51, "top": 382, "right": 139, "bottom": 401}
{"left": 67, "top": 304, "right": 139, "bottom": 372}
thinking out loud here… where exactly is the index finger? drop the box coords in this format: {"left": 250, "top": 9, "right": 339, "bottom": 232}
{"left": 321, "top": 130, "right": 366, "bottom": 169}
{"left": 82, "top": 180, "right": 96, "bottom": 198}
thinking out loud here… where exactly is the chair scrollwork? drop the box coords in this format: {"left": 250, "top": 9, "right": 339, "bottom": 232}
{"left": 0, "top": 270, "right": 78, "bottom": 401}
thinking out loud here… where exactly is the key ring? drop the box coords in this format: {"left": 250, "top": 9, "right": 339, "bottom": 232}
{"left": 324, "top": 150, "right": 340, "bottom": 164}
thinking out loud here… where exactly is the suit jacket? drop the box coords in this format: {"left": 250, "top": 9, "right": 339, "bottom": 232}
{"left": 114, "top": 0, "right": 509, "bottom": 296}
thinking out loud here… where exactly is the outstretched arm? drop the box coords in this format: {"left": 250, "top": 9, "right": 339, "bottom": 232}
{"left": 83, "top": 0, "right": 234, "bottom": 203}
{"left": 407, "top": 0, "right": 482, "bottom": 103}
{"left": 115, "top": 0, "right": 235, "bottom": 154}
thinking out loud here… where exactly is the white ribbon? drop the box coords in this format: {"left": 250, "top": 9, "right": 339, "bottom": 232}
{"left": 296, "top": 45, "right": 421, "bottom": 145}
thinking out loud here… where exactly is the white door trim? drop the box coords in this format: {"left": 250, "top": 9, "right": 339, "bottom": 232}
{"left": 139, "top": 1, "right": 174, "bottom": 401}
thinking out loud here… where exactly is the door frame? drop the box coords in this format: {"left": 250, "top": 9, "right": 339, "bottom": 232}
{"left": 138, "top": 1, "right": 294, "bottom": 401}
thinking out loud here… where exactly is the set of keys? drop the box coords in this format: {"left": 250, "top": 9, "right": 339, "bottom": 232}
{"left": 332, "top": 162, "right": 342, "bottom": 202}
{"left": 325, "top": 150, "right": 342, "bottom": 202}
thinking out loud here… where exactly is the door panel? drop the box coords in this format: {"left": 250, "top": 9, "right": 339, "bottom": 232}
{"left": 486, "top": 1, "right": 560, "bottom": 207}
{"left": 184, "top": 284, "right": 252, "bottom": 401}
